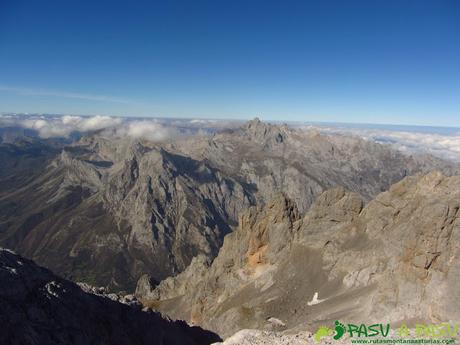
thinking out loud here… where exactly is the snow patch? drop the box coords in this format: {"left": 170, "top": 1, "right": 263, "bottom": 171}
{"left": 307, "top": 291, "right": 326, "bottom": 306}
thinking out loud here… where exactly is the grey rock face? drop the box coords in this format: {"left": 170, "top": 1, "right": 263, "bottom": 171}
{"left": 0, "top": 119, "right": 458, "bottom": 291}
{"left": 0, "top": 248, "right": 221, "bottom": 345}
{"left": 140, "top": 172, "right": 460, "bottom": 337}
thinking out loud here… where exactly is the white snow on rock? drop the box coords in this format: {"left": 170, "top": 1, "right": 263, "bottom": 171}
{"left": 307, "top": 291, "right": 326, "bottom": 306}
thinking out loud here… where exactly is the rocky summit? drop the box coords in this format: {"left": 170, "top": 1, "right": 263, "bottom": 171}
{"left": 137, "top": 172, "right": 460, "bottom": 338}
{"left": 0, "top": 119, "right": 458, "bottom": 292}
{"left": 0, "top": 247, "right": 221, "bottom": 345}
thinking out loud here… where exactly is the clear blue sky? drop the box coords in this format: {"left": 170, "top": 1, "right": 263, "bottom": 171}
{"left": 0, "top": 0, "right": 459, "bottom": 126}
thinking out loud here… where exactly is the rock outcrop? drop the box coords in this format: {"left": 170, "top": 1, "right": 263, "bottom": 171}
{"left": 0, "top": 248, "right": 221, "bottom": 345}
{"left": 138, "top": 172, "right": 460, "bottom": 337}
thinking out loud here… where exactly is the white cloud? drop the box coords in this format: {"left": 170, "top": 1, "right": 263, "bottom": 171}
{"left": 113, "top": 120, "right": 176, "bottom": 141}
{"left": 77, "top": 116, "right": 122, "bottom": 131}
{"left": 1, "top": 115, "right": 122, "bottom": 138}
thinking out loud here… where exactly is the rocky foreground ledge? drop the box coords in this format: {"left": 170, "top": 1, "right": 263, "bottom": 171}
{"left": 211, "top": 329, "right": 319, "bottom": 345}
{"left": 0, "top": 248, "right": 221, "bottom": 345}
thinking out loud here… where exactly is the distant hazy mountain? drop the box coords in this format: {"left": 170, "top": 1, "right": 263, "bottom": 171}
{"left": 0, "top": 119, "right": 458, "bottom": 291}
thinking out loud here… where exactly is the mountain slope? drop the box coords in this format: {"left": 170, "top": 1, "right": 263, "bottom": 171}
{"left": 137, "top": 172, "right": 460, "bottom": 337}
{"left": 0, "top": 141, "right": 253, "bottom": 291}
{"left": 0, "top": 248, "right": 221, "bottom": 345}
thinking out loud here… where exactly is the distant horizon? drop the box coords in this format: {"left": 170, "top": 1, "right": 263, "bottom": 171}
{"left": 2, "top": 111, "right": 460, "bottom": 130}
{"left": 2, "top": 112, "right": 460, "bottom": 162}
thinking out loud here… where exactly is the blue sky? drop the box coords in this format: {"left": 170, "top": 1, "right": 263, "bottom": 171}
{"left": 0, "top": 0, "right": 459, "bottom": 126}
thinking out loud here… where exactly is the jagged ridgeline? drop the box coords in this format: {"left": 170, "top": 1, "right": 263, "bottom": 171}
{"left": 0, "top": 119, "right": 458, "bottom": 291}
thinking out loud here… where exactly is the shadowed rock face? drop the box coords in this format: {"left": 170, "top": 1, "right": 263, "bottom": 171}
{"left": 138, "top": 172, "right": 460, "bottom": 338}
{"left": 0, "top": 248, "right": 221, "bottom": 345}
{"left": 0, "top": 119, "right": 458, "bottom": 291}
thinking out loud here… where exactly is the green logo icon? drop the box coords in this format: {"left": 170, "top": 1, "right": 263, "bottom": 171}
{"left": 314, "top": 326, "right": 334, "bottom": 343}
{"left": 333, "top": 320, "right": 346, "bottom": 340}
{"left": 314, "top": 321, "right": 345, "bottom": 342}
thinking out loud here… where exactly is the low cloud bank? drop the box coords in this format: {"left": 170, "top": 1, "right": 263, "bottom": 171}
{"left": 22, "top": 115, "right": 122, "bottom": 138}
{"left": 0, "top": 114, "right": 122, "bottom": 138}
{"left": 305, "top": 125, "right": 460, "bottom": 162}
{"left": 0, "top": 114, "right": 240, "bottom": 142}
{"left": 0, "top": 115, "right": 172, "bottom": 141}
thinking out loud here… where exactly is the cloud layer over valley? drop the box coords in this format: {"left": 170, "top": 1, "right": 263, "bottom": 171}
{"left": 305, "top": 124, "right": 460, "bottom": 162}
{"left": 0, "top": 114, "right": 238, "bottom": 142}
{"left": 1, "top": 114, "right": 460, "bottom": 163}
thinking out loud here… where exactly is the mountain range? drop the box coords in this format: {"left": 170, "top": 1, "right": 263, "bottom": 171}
{"left": 0, "top": 119, "right": 458, "bottom": 293}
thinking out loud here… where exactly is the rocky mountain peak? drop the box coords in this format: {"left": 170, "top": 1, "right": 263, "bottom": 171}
{"left": 243, "top": 118, "right": 288, "bottom": 144}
